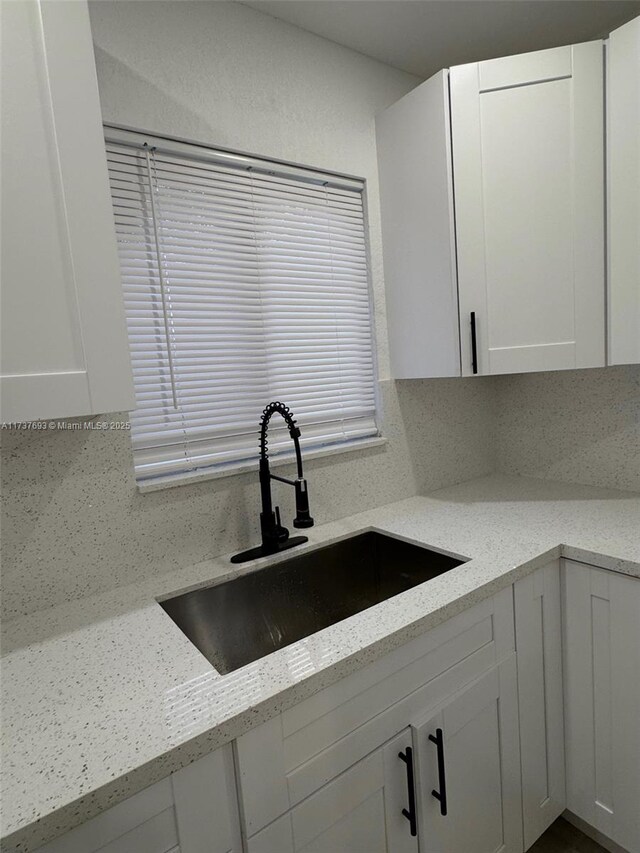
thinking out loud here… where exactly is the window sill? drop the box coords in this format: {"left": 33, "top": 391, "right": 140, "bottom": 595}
{"left": 137, "top": 435, "right": 388, "bottom": 493}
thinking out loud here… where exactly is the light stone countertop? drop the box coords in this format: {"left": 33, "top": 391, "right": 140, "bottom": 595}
{"left": 1, "top": 473, "right": 639, "bottom": 852}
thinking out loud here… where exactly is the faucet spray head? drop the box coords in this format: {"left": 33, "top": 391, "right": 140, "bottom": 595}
{"left": 293, "top": 478, "right": 314, "bottom": 529}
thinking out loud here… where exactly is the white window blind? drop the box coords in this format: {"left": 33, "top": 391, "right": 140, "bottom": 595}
{"left": 105, "top": 129, "right": 379, "bottom": 484}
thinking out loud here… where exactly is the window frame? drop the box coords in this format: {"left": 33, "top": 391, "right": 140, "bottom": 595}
{"left": 104, "top": 124, "right": 383, "bottom": 490}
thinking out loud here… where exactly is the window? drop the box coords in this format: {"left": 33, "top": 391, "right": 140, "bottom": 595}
{"left": 105, "top": 128, "right": 379, "bottom": 485}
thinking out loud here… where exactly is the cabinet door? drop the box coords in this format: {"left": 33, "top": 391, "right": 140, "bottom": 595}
{"left": 413, "top": 657, "right": 523, "bottom": 853}
{"left": 0, "top": 0, "right": 134, "bottom": 421}
{"left": 514, "top": 561, "right": 565, "bottom": 849}
{"left": 236, "top": 590, "right": 515, "bottom": 836}
{"left": 563, "top": 561, "right": 640, "bottom": 852}
{"left": 171, "top": 747, "right": 243, "bottom": 853}
{"left": 249, "top": 729, "right": 419, "bottom": 853}
{"left": 376, "top": 70, "right": 460, "bottom": 379}
{"left": 451, "top": 42, "right": 605, "bottom": 376}
{"left": 607, "top": 15, "right": 640, "bottom": 366}
{"left": 35, "top": 747, "right": 242, "bottom": 853}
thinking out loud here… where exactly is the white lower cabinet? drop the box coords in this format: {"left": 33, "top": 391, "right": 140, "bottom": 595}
{"left": 413, "top": 658, "right": 522, "bottom": 853}
{"left": 241, "top": 560, "right": 638, "bottom": 853}
{"left": 30, "top": 562, "right": 640, "bottom": 853}
{"left": 35, "top": 746, "right": 242, "bottom": 853}
{"left": 248, "top": 729, "right": 418, "bottom": 853}
{"left": 248, "top": 656, "right": 522, "bottom": 853}
{"left": 563, "top": 561, "right": 640, "bottom": 853}
{"left": 237, "top": 590, "right": 519, "bottom": 853}
{"left": 514, "top": 561, "right": 566, "bottom": 849}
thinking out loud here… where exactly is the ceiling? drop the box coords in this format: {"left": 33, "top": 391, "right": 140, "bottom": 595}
{"left": 241, "top": 0, "right": 640, "bottom": 78}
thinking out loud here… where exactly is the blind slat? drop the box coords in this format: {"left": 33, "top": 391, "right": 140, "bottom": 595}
{"left": 106, "top": 135, "right": 378, "bottom": 482}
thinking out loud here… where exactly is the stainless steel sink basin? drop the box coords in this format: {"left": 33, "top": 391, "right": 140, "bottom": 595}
{"left": 160, "top": 531, "right": 466, "bottom": 674}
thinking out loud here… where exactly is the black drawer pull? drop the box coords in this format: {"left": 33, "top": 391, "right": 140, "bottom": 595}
{"left": 470, "top": 312, "right": 478, "bottom": 374}
{"left": 398, "top": 747, "right": 417, "bottom": 836}
{"left": 428, "top": 728, "right": 448, "bottom": 816}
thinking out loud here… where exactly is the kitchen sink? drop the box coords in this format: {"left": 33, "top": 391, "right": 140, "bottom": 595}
{"left": 160, "top": 531, "right": 467, "bottom": 674}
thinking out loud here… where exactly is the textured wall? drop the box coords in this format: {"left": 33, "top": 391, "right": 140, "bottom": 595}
{"left": 89, "top": 0, "right": 421, "bottom": 382}
{"left": 5, "top": 2, "right": 635, "bottom": 622}
{"left": 0, "top": 380, "right": 495, "bottom": 619}
{"left": 0, "top": 3, "right": 497, "bottom": 620}
{"left": 495, "top": 365, "right": 640, "bottom": 492}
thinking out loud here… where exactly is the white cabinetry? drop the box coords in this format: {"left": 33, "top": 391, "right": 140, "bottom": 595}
{"left": 24, "top": 561, "right": 640, "bottom": 853}
{"left": 514, "top": 561, "right": 566, "bottom": 849}
{"left": 0, "top": 0, "right": 134, "bottom": 422}
{"left": 451, "top": 43, "right": 604, "bottom": 375}
{"left": 35, "top": 747, "right": 242, "bottom": 853}
{"left": 377, "top": 41, "right": 605, "bottom": 378}
{"left": 248, "top": 729, "right": 419, "bottom": 853}
{"left": 607, "top": 15, "right": 640, "bottom": 366}
{"left": 376, "top": 71, "right": 460, "bottom": 379}
{"left": 413, "top": 658, "right": 522, "bottom": 853}
{"left": 563, "top": 561, "right": 640, "bottom": 853}
{"left": 237, "top": 590, "right": 519, "bottom": 852}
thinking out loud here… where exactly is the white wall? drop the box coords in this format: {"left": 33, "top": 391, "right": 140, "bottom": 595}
{"left": 0, "top": 1, "right": 497, "bottom": 620}
{"left": 89, "top": 0, "right": 419, "bottom": 380}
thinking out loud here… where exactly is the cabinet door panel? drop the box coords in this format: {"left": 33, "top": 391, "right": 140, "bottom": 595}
{"left": 514, "top": 561, "right": 565, "bottom": 849}
{"left": 247, "top": 815, "right": 294, "bottom": 853}
{"left": 563, "top": 561, "right": 640, "bottom": 852}
{"left": 171, "top": 747, "right": 242, "bottom": 853}
{"left": 451, "top": 42, "right": 604, "bottom": 376}
{"left": 0, "top": 0, "right": 134, "bottom": 421}
{"left": 376, "top": 70, "right": 460, "bottom": 378}
{"left": 413, "top": 657, "right": 522, "bottom": 853}
{"left": 478, "top": 44, "right": 572, "bottom": 90}
{"left": 299, "top": 793, "right": 387, "bottom": 853}
{"left": 35, "top": 778, "right": 175, "bottom": 853}
{"left": 97, "top": 808, "right": 178, "bottom": 853}
{"left": 36, "top": 746, "right": 241, "bottom": 853}
{"left": 294, "top": 730, "right": 418, "bottom": 853}
{"left": 237, "top": 590, "right": 515, "bottom": 836}
{"left": 260, "top": 730, "right": 418, "bottom": 853}
{"left": 607, "top": 15, "right": 640, "bottom": 365}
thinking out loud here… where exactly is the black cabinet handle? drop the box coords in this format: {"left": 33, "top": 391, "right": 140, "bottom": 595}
{"left": 428, "top": 728, "right": 448, "bottom": 816}
{"left": 470, "top": 312, "right": 478, "bottom": 375}
{"left": 398, "top": 747, "right": 417, "bottom": 836}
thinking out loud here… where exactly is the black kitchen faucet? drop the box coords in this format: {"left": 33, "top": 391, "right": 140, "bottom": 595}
{"left": 231, "top": 401, "right": 314, "bottom": 563}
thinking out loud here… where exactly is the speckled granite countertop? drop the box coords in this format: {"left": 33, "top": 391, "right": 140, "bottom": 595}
{"left": 2, "top": 473, "right": 639, "bottom": 852}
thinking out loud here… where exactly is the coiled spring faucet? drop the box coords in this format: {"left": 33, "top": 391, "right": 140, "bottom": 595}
{"left": 231, "top": 402, "right": 314, "bottom": 564}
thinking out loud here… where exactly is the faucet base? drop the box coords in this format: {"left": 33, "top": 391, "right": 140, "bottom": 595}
{"left": 230, "top": 535, "right": 308, "bottom": 564}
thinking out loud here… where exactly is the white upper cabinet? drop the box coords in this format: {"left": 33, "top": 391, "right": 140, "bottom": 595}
{"left": 377, "top": 71, "right": 460, "bottom": 379}
{"left": 0, "top": 0, "right": 134, "bottom": 423}
{"left": 607, "top": 16, "right": 640, "bottom": 366}
{"left": 377, "top": 41, "right": 606, "bottom": 378}
{"left": 451, "top": 43, "right": 604, "bottom": 376}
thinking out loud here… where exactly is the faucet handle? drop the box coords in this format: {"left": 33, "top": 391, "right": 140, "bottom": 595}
{"left": 274, "top": 506, "right": 290, "bottom": 542}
